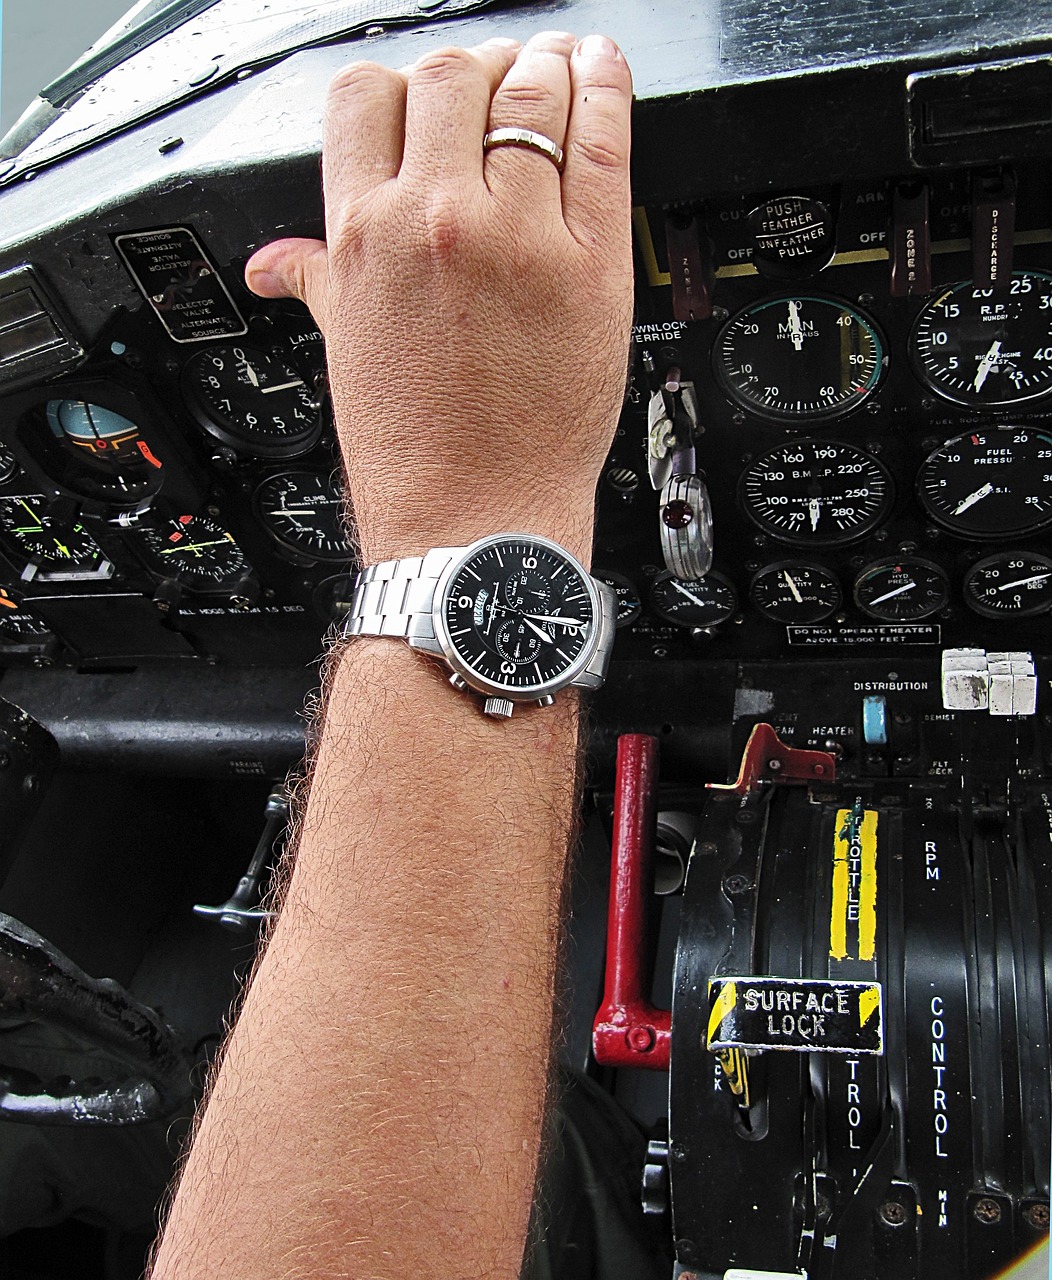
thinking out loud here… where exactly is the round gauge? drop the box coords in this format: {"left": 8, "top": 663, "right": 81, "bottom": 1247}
{"left": 910, "top": 272, "right": 1052, "bottom": 407}
{"left": 749, "top": 562, "right": 841, "bottom": 624}
{"left": 595, "top": 571, "right": 642, "bottom": 628}
{"left": 0, "top": 495, "right": 108, "bottom": 577}
{"left": 650, "top": 571, "right": 737, "bottom": 628}
{"left": 963, "top": 552, "right": 1052, "bottom": 618}
{"left": 131, "top": 513, "right": 249, "bottom": 591}
{"left": 853, "top": 558, "right": 949, "bottom": 621}
{"left": 254, "top": 471, "right": 353, "bottom": 562}
{"left": 714, "top": 294, "right": 885, "bottom": 421}
{"left": 22, "top": 399, "right": 165, "bottom": 508}
{"left": 740, "top": 440, "right": 893, "bottom": 545}
{"left": 916, "top": 427, "right": 1052, "bottom": 538}
{"left": 0, "top": 588, "right": 49, "bottom": 641}
{"left": 0, "top": 440, "right": 19, "bottom": 484}
{"left": 182, "top": 345, "right": 321, "bottom": 457}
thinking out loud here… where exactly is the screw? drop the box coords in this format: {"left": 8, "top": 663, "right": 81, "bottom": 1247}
{"left": 670, "top": 1143, "right": 688, "bottom": 1162}
{"left": 1024, "top": 1203, "right": 1049, "bottom": 1230}
{"left": 880, "top": 1200, "right": 908, "bottom": 1227}
{"left": 699, "top": 841, "right": 718, "bottom": 855}
{"left": 626, "top": 1026, "right": 655, "bottom": 1053}
{"left": 735, "top": 809, "right": 757, "bottom": 826}
{"left": 767, "top": 757, "right": 783, "bottom": 772}
{"left": 724, "top": 874, "right": 750, "bottom": 894}
{"left": 973, "top": 1198, "right": 1002, "bottom": 1224}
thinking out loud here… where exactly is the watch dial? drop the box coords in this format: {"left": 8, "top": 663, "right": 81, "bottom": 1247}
{"left": 443, "top": 539, "right": 595, "bottom": 691}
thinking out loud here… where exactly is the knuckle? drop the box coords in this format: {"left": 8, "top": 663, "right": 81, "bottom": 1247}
{"left": 421, "top": 189, "right": 466, "bottom": 265}
{"left": 411, "top": 45, "right": 477, "bottom": 84}
{"left": 327, "top": 60, "right": 399, "bottom": 105}
{"left": 569, "top": 126, "right": 626, "bottom": 172}
{"left": 493, "top": 79, "right": 560, "bottom": 117}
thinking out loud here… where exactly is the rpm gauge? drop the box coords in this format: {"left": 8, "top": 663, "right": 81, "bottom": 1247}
{"left": 916, "top": 427, "right": 1052, "bottom": 538}
{"left": 749, "top": 562, "right": 841, "bottom": 623}
{"left": 714, "top": 294, "right": 885, "bottom": 421}
{"left": 910, "top": 272, "right": 1052, "bottom": 407}
{"left": 963, "top": 552, "right": 1052, "bottom": 618}
{"left": 740, "top": 440, "right": 893, "bottom": 545}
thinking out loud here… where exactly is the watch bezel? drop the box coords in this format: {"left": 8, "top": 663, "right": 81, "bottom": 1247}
{"left": 431, "top": 532, "right": 606, "bottom": 701}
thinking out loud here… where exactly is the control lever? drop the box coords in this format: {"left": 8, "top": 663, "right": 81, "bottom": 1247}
{"left": 194, "top": 783, "right": 289, "bottom": 931}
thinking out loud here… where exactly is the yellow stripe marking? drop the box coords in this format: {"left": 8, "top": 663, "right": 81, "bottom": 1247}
{"left": 707, "top": 979, "right": 738, "bottom": 1044}
{"left": 830, "top": 812, "right": 851, "bottom": 961}
{"left": 857, "top": 809, "right": 878, "bottom": 962}
{"left": 831, "top": 806, "right": 878, "bottom": 961}
{"left": 633, "top": 206, "right": 669, "bottom": 287}
{"left": 859, "top": 985, "right": 881, "bottom": 1029}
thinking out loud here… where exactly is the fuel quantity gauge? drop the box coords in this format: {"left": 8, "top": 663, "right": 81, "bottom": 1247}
{"left": 963, "top": 552, "right": 1052, "bottom": 618}
{"left": 854, "top": 558, "right": 949, "bottom": 621}
{"left": 750, "top": 562, "right": 841, "bottom": 623}
{"left": 650, "top": 572, "right": 737, "bottom": 628}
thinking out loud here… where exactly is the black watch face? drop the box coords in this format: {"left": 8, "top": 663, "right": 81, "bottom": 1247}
{"left": 442, "top": 538, "right": 595, "bottom": 692}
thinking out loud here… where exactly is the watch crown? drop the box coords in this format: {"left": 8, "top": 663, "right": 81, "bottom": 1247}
{"left": 449, "top": 673, "right": 468, "bottom": 691}
{"left": 483, "top": 697, "right": 514, "bottom": 719}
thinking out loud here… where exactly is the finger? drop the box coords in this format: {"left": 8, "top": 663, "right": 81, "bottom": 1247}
{"left": 245, "top": 238, "right": 331, "bottom": 331}
{"left": 321, "top": 61, "right": 408, "bottom": 223}
{"left": 561, "top": 35, "right": 633, "bottom": 245}
{"left": 484, "top": 31, "right": 576, "bottom": 203}
{"left": 400, "top": 39, "right": 520, "bottom": 184}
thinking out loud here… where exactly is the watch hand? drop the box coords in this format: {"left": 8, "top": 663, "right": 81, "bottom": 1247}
{"left": 952, "top": 482, "right": 994, "bottom": 515}
{"left": 782, "top": 570, "right": 803, "bottom": 603}
{"left": 523, "top": 613, "right": 585, "bottom": 629}
{"left": 671, "top": 581, "right": 708, "bottom": 608}
{"left": 787, "top": 300, "right": 805, "bottom": 353}
{"left": 260, "top": 379, "right": 306, "bottom": 395}
{"left": 973, "top": 339, "right": 1002, "bottom": 393}
{"left": 523, "top": 618, "right": 553, "bottom": 645}
{"left": 997, "top": 572, "right": 1052, "bottom": 591}
{"left": 869, "top": 580, "right": 916, "bottom": 606}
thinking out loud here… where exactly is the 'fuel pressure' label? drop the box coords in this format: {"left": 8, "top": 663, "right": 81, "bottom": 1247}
{"left": 707, "top": 977, "right": 883, "bottom": 1054}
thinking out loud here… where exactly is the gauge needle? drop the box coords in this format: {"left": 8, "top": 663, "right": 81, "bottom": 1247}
{"left": 809, "top": 498, "right": 821, "bottom": 531}
{"left": 159, "top": 539, "right": 231, "bottom": 555}
{"left": 869, "top": 580, "right": 916, "bottom": 606}
{"left": 524, "top": 613, "right": 585, "bottom": 629}
{"left": 268, "top": 508, "right": 315, "bottom": 516}
{"left": 17, "top": 499, "right": 41, "bottom": 527}
{"left": 782, "top": 570, "right": 803, "bottom": 603}
{"left": 261, "top": 379, "right": 305, "bottom": 395}
{"left": 523, "top": 618, "right": 553, "bottom": 645}
{"left": 672, "top": 581, "right": 708, "bottom": 608}
{"left": 243, "top": 362, "right": 260, "bottom": 388}
{"left": 952, "top": 482, "right": 995, "bottom": 515}
{"left": 998, "top": 572, "right": 1052, "bottom": 591}
{"left": 973, "top": 340, "right": 1002, "bottom": 393}
{"left": 787, "top": 300, "right": 805, "bottom": 352}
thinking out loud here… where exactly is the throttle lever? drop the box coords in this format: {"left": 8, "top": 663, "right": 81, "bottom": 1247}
{"left": 194, "top": 783, "right": 289, "bottom": 931}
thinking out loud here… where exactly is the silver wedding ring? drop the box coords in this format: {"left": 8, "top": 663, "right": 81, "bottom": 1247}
{"left": 482, "top": 127, "right": 565, "bottom": 173}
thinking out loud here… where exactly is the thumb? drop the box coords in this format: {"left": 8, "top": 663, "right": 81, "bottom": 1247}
{"left": 245, "top": 237, "right": 330, "bottom": 330}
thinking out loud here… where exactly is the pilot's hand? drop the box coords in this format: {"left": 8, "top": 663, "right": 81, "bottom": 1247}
{"left": 245, "top": 32, "right": 633, "bottom": 564}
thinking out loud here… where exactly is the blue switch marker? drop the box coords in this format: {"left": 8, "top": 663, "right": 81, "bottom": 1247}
{"left": 862, "top": 695, "right": 888, "bottom": 746}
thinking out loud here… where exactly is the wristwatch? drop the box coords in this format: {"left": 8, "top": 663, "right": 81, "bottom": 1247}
{"left": 342, "top": 532, "right": 617, "bottom": 717}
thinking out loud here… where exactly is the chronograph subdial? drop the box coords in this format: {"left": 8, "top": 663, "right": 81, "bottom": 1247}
{"left": 740, "top": 440, "right": 893, "bottom": 545}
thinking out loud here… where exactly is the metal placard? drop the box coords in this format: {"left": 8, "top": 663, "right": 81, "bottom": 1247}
{"left": 707, "top": 977, "right": 883, "bottom": 1055}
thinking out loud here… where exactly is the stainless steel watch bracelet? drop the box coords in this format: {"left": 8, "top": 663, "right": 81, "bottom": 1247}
{"left": 341, "top": 547, "right": 460, "bottom": 645}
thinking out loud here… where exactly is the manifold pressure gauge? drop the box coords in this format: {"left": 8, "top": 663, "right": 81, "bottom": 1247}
{"left": 254, "top": 471, "right": 353, "bottom": 562}
{"left": 740, "top": 440, "right": 893, "bottom": 545}
{"left": 714, "top": 294, "right": 885, "bottom": 421}
{"left": 750, "top": 562, "right": 841, "bottom": 624}
{"left": 910, "top": 271, "right": 1052, "bottom": 407}
{"left": 916, "top": 427, "right": 1052, "bottom": 538}
{"left": 650, "top": 571, "right": 737, "bottom": 628}
{"left": 182, "top": 344, "right": 321, "bottom": 457}
{"left": 853, "top": 558, "right": 949, "bottom": 621}
{"left": 963, "top": 552, "right": 1052, "bottom": 618}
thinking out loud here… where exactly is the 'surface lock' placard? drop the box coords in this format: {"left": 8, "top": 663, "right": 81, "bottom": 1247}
{"left": 707, "top": 977, "right": 883, "bottom": 1054}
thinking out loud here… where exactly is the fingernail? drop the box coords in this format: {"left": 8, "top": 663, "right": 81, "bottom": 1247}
{"left": 481, "top": 36, "right": 520, "bottom": 48}
{"left": 575, "top": 34, "right": 620, "bottom": 60}
{"left": 245, "top": 269, "right": 283, "bottom": 296}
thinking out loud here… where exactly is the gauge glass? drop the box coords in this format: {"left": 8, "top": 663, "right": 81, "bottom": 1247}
{"left": 0, "top": 495, "right": 110, "bottom": 580}
{"left": 131, "top": 513, "right": 249, "bottom": 591}
{"left": 910, "top": 272, "right": 1052, "bottom": 406}
{"left": 29, "top": 399, "right": 164, "bottom": 507}
{"left": 254, "top": 471, "right": 353, "bottom": 562}
{"left": 750, "top": 562, "right": 841, "bottom": 624}
{"left": 714, "top": 294, "right": 885, "bottom": 421}
{"left": 916, "top": 427, "right": 1052, "bottom": 538}
{"left": 595, "top": 571, "right": 642, "bottom": 628}
{"left": 740, "top": 440, "right": 893, "bottom": 545}
{"left": 0, "top": 588, "right": 50, "bottom": 640}
{"left": 183, "top": 344, "right": 321, "bottom": 457}
{"left": 650, "top": 572, "right": 737, "bottom": 628}
{"left": 853, "top": 558, "right": 949, "bottom": 621}
{"left": 963, "top": 552, "right": 1052, "bottom": 618}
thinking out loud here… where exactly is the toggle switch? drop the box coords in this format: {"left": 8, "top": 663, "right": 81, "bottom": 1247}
{"left": 889, "top": 179, "right": 931, "bottom": 297}
{"left": 664, "top": 207, "right": 714, "bottom": 322}
{"left": 972, "top": 167, "right": 1016, "bottom": 289}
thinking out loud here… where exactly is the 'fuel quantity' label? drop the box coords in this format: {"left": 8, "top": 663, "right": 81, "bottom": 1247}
{"left": 707, "top": 977, "right": 883, "bottom": 1054}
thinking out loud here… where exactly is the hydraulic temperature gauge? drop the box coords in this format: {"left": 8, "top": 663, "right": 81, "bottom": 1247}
{"left": 650, "top": 571, "right": 737, "bottom": 628}
{"left": 853, "top": 558, "right": 949, "bottom": 621}
{"left": 749, "top": 562, "right": 841, "bottom": 624}
{"left": 916, "top": 427, "right": 1052, "bottom": 538}
{"left": 714, "top": 294, "right": 885, "bottom": 421}
{"left": 963, "top": 552, "right": 1052, "bottom": 618}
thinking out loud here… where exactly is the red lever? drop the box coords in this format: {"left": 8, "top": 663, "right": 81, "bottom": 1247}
{"left": 593, "top": 733, "right": 672, "bottom": 1071}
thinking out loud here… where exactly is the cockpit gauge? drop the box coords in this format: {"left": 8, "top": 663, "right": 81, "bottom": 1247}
{"left": 595, "top": 571, "right": 642, "bottom": 628}
{"left": 714, "top": 294, "right": 885, "bottom": 422}
{"left": 128, "top": 513, "right": 250, "bottom": 591}
{"left": 254, "top": 471, "right": 353, "bottom": 562}
{"left": 740, "top": 440, "right": 893, "bottom": 545}
{"left": 0, "top": 588, "right": 50, "bottom": 641}
{"left": 182, "top": 344, "right": 322, "bottom": 458}
{"left": 0, "top": 495, "right": 112, "bottom": 582}
{"left": 0, "top": 441, "right": 18, "bottom": 484}
{"left": 33, "top": 399, "right": 163, "bottom": 507}
{"left": 853, "top": 558, "right": 950, "bottom": 621}
{"left": 962, "top": 552, "right": 1052, "bottom": 618}
{"left": 749, "top": 562, "right": 841, "bottom": 624}
{"left": 650, "top": 571, "right": 737, "bottom": 628}
{"left": 910, "top": 271, "right": 1052, "bottom": 407}
{"left": 916, "top": 427, "right": 1052, "bottom": 538}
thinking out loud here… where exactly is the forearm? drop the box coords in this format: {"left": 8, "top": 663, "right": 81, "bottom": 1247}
{"left": 151, "top": 635, "right": 583, "bottom": 1279}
